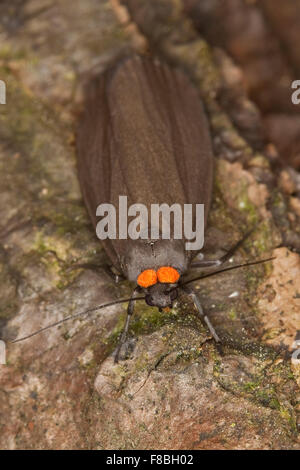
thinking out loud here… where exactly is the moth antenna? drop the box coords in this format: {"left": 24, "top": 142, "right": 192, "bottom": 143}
{"left": 10, "top": 296, "right": 145, "bottom": 343}
{"left": 181, "top": 257, "right": 276, "bottom": 286}
{"left": 10, "top": 259, "right": 275, "bottom": 342}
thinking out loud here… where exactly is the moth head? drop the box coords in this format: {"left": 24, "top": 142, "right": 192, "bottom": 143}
{"left": 137, "top": 267, "right": 179, "bottom": 309}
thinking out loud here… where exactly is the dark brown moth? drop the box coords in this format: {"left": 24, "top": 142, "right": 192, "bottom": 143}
{"left": 11, "top": 56, "right": 274, "bottom": 360}
{"left": 76, "top": 56, "right": 243, "bottom": 361}
{"left": 76, "top": 56, "right": 213, "bottom": 277}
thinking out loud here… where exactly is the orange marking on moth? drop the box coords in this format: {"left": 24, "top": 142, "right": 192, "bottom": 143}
{"left": 137, "top": 269, "right": 157, "bottom": 288}
{"left": 157, "top": 266, "right": 180, "bottom": 284}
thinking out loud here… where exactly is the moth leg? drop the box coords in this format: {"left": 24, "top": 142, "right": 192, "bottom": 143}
{"left": 114, "top": 286, "right": 140, "bottom": 363}
{"left": 181, "top": 285, "right": 220, "bottom": 342}
{"left": 190, "top": 228, "right": 255, "bottom": 269}
{"left": 67, "top": 262, "right": 125, "bottom": 283}
{"left": 100, "top": 264, "right": 125, "bottom": 283}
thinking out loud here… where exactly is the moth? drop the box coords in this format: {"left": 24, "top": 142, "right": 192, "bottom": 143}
{"left": 76, "top": 56, "right": 253, "bottom": 361}
{"left": 12, "top": 57, "right": 272, "bottom": 361}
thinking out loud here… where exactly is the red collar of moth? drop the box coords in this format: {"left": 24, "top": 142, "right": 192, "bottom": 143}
{"left": 137, "top": 267, "right": 180, "bottom": 288}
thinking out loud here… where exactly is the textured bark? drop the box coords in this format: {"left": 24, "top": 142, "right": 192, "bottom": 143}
{"left": 0, "top": 0, "right": 299, "bottom": 449}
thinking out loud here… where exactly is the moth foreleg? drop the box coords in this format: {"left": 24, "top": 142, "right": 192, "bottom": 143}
{"left": 181, "top": 285, "right": 220, "bottom": 342}
{"left": 114, "top": 286, "right": 140, "bottom": 363}
{"left": 190, "top": 228, "right": 255, "bottom": 269}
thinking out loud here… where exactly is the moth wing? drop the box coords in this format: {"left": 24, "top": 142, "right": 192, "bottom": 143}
{"left": 77, "top": 57, "right": 214, "bottom": 273}
{"left": 77, "top": 75, "right": 121, "bottom": 269}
